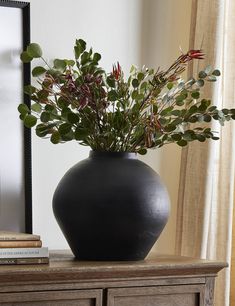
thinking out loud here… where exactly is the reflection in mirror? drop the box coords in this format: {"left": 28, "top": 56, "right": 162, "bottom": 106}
{"left": 0, "top": 1, "right": 31, "bottom": 233}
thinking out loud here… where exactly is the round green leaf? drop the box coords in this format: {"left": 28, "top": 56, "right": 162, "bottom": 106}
{"left": 177, "top": 140, "right": 188, "bottom": 147}
{"left": 27, "top": 43, "right": 42, "bottom": 58}
{"left": 31, "top": 103, "right": 42, "bottom": 113}
{"left": 50, "top": 131, "right": 61, "bottom": 144}
{"left": 171, "top": 134, "right": 182, "bottom": 141}
{"left": 18, "top": 103, "right": 29, "bottom": 115}
{"left": 132, "top": 79, "right": 139, "bottom": 88}
{"left": 20, "top": 51, "right": 33, "bottom": 63}
{"left": 53, "top": 59, "right": 67, "bottom": 71}
{"left": 138, "top": 148, "right": 147, "bottom": 155}
{"left": 198, "top": 71, "right": 207, "bottom": 79}
{"left": 191, "top": 91, "right": 200, "bottom": 99}
{"left": 24, "top": 114, "right": 37, "bottom": 128}
{"left": 65, "top": 59, "right": 75, "bottom": 66}
{"left": 93, "top": 53, "right": 101, "bottom": 63}
{"left": 203, "top": 114, "right": 211, "bottom": 122}
{"left": 74, "top": 127, "right": 89, "bottom": 140}
{"left": 108, "top": 90, "right": 118, "bottom": 101}
{"left": 58, "top": 123, "right": 72, "bottom": 135}
{"left": 106, "top": 76, "right": 116, "bottom": 88}
{"left": 212, "top": 69, "right": 221, "bottom": 76}
{"left": 167, "top": 82, "right": 174, "bottom": 90}
{"left": 196, "top": 134, "right": 206, "bottom": 142}
{"left": 24, "top": 85, "right": 37, "bottom": 95}
{"left": 32, "top": 66, "right": 47, "bottom": 77}
{"left": 196, "top": 79, "right": 205, "bottom": 87}
{"left": 40, "top": 111, "right": 51, "bottom": 123}
{"left": 67, "top": 113, "right": 79, "bottom": 124}
{"left": 137, "top": 72, "right": 144, "bottom": 82}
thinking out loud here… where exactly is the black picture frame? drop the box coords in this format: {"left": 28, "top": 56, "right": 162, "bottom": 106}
{"left": 0, "top": 0, "right": 32, "bottom": 233}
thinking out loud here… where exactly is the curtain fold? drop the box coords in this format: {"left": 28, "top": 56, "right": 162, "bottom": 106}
{"left": 176, "top": 0, "right": 235, "bottom": 305}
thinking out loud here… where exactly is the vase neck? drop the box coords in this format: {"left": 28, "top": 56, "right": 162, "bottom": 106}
{"left": 89, "top": 151, "right": 137, "bottom": 159}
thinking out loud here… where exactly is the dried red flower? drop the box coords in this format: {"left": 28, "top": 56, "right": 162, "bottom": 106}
{"left": 187, "top": 49, "right": 205, "bottom": 60}
{"left": 112, "top": 62, "right": 122, "bottom": 80}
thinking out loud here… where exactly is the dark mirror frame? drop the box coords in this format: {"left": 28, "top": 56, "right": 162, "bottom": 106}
{"left": 0, "top": 0, "right": 32, "bottom": 233}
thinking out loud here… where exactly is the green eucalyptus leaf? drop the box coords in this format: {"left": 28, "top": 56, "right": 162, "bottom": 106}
{"left": 188, "top": 105, "right": 198, "bottom": 114}
{"left": 177, "top": 139, "right": 187, "bottom": 147}
{"left": 50, "top": 131, "right": 61, "bottom": 144}
{"left": 32, "top": 66, "right": 46, "bottom": 77}
{"left": 54, "top": 59, "right": 67, "bottom": 71}
{"left": 67, "top": 112, "right": 79, "bottom": 124}
{"left": 24, "top": 114, "right": 37, "bottom": 128}
{"left": 222, "top": 108, "right": 229, "bottom": 115}
{"left": 61, "top": 130, "right": 74, "bottom": 141}
{"left": 31, "top": 103, "right": 42, "bottom": 113}
{"left": 76, "top": 39, "right": 86, "bottom": 52}
{"left": 167, "top": 82, "right": 174, "bottom": 90}
{"left": 40, "top": 111, "right": 51, "bottom": 123}
{"left": 132, "top": 90, "right": 138, "bottom": 100}
{"left": 27, "top": 43, "right": 42, "bottom": 58}
{"left": 65, "top": 59, "right": 75, "bottom": 66}
{"left": 137, "top": 72, "right": 144, "bottom": 82}
{"left": 203, "top": 114, "right": 211, "bottom": 122}
{"left": 198, "top": 71, "right": 207, "bottom": 79}
{"left": 93, "top": 53, "right": 101, "bottom": 63}
{"left": 160, "top": 106, "right": 174, "bottom": 116}
{"left": 18, "top": 103, "right": 29, "bottom": 115}
{"left": 106, "top": 76, "right": 116, "bottom": 88}
{"left": 212, "top": 69, "right": 221, "bottom": 76}
{"left": 171, "top": 110, "right": 181, "bottom": 116}
{"left": 20, "top": 51, "right": 33, "bottom": 63}
{"left": 74, "top": 127, "right": 89, "bottom": 140}
{"left": 24, "top": 85, "right": 37, "bottom": 95}
{"left": 132, "top": 79, "right": 139, "bottom": 88}
{"left": 108, "top": 90, "right": 118, "bottom": 101}
{"left": 196, "top": 79, "right": 205, "bottom": 87}
{"left": 138, "top": 148, "right": 147, "bottom": 155}
{"left": 171, "top": 134, "right": 182, "bottom": 141}
{"left": 57, "top": 97, "right": 68, "bottom": 108}
{"left": 74, "top": 45, "right": 82, "bottom": 59}
{"left": 208, "top": 105, "right": 217, "bottom": 112}
{"left": 196, "top": 134, "right": 206, "bottom": 142}
{"left": 191, "top": 91, "right": 200, "bottom": 99}
{"left": 58, "top": 123, "right": 72, "bottom": 135}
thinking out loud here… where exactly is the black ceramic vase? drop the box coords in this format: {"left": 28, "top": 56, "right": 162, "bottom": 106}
{"left": 53, "top": 151, "right": 170, "bottom": 260}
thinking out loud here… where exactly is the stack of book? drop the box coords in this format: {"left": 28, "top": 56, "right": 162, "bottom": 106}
{"left": 0, "top": 231, "right": 49, "bottom": 265}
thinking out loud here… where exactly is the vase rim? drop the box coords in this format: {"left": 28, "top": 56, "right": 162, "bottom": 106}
{"left": 89, "top": 150, "right": 137, "bottom": 159}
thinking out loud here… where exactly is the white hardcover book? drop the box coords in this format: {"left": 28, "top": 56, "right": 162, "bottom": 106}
{"left": 0, "top": 247, "right": 49, "bottom": 259}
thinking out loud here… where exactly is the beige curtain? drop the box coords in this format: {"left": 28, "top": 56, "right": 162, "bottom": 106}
{"left": 176, "top": 0, "right": 235, "bottom": 305}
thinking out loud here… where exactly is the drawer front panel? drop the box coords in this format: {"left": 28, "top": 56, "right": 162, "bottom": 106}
{"left": 0, "top": 289, "right": 102, "bottom": 306}
{"left": 108, "top": 284, "right": 205, "bottom": 306}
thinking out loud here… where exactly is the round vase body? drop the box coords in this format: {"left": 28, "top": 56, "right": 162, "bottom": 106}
{"left": 53, "top": 151, "right": 170, "bottom": 260}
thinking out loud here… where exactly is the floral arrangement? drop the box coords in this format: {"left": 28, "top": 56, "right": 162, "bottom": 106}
{"left": 18, "top": 39, "right": 235, "bottom": 154}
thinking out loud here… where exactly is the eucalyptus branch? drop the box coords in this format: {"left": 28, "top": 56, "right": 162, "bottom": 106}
{"left": 18, "top": 40, "right": 235, "bottom": 153}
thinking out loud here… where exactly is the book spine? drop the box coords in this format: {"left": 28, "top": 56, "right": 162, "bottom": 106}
{"left": 0, "top": 247, "right": 49, "bottom": 259}
{"left": 0, "top": 257, "right": 49, "bottom": 265}
{"left": 0, "top": 236, "right": 40, "bottom": 241}
{"left": 0, "top": 240, "right": 42, "bottom": 248}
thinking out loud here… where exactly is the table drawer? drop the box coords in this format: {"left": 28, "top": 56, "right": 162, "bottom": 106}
{"left": 0, "top": 289, "right": 102, "bottom": 306}
{"left": 108, "top": 284, "right": 205, "bottom": 306}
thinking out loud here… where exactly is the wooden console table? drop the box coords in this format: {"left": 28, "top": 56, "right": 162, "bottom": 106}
{"left": 0, "top": 251, "right": 226, "bottom": 305}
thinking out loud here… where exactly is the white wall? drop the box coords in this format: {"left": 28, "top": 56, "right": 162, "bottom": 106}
{"left": 29, "top": 0, "right": 192, "bottom": 252}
